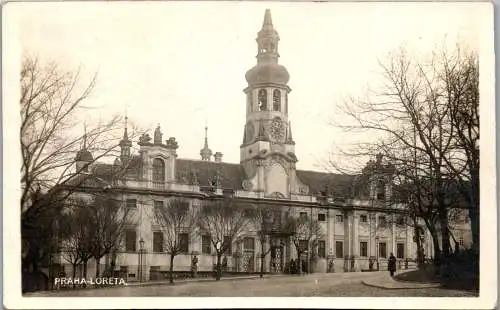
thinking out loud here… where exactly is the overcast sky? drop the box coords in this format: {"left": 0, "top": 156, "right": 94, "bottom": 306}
{"left": 14, "top": 1, "right": 485, "bottom": 172}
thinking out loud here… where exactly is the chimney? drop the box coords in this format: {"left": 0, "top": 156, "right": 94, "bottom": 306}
{"left": 214, "top": 152, "right": 223, "bottom": 163}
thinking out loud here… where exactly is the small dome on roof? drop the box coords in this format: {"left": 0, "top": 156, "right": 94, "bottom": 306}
{"left": 245, "top": 63, "right": 290, "bottom": 86}
{"left": 75, "top": 149, "right": 93, "bottom": 162}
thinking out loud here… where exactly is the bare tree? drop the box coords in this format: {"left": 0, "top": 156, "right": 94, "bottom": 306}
{"left": 153, "top": 198, "right": 198, "bottom": 284}
{"left": 283, "top": 210, "right": 324, "bottom": 274}
{"left": 82, "top": 191, "right": 132, "bottom": 279}
{"left": 331, "top": 44, "right": 479, "bottom": 263}
{"left": 248, "top": 204, "right": 283, "bottom": 278}
{"left": 197, "top": 197, "right": 253, "bottom": 280}
{"left": 60, "top": 202, "right": 89, "bottom": 282}
{"left": 20, "top": 55, "right": 141, "bottom": 290}
{"left": 441, "top": 50, "right": 479, "bottom": 252}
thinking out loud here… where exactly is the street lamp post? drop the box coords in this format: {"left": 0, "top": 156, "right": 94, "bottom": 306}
{"left": 215, "top": 240, "right": 222, "bottom": 280}
{"left": 139, "top": 238, "right": 145, "bottom": 282}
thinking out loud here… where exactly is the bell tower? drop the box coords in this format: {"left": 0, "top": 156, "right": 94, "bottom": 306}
{"left": 240, "top": 9, "right": 306, "bottom": 197}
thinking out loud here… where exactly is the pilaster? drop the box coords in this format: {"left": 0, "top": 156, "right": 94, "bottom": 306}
{"left": 257, "top": 161, "right": 266, "bottom": 192}
{"left": 352, "top": 214, "right": 359, "bottom": 257}
{"left": 343, "top": 211, "right": 351, "bottom": 259}
{"left": 391, "top": 218, "right": 396, "bottom": 255}
{"left": 369, "top": 212, "right": 377, "bottom": 257}
{"left": 327, "top": 209, "right": 334, "bottom": 257}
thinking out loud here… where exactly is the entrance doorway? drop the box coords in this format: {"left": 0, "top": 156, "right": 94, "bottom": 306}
{"left": 241, "top": 237, "right": 255, "bottom": 272}
{"left": 270, "top": 246, "right": 284, "bottom": 273}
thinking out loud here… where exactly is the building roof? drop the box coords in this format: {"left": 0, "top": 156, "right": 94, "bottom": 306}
{"left": 296, "top": 169, "right": 356, "bottom": 197}
{"left": 176, "top": 159, "right": 247, "bottom": 190}
{"left": 71, "top": 156, "right": 360, "bottom": 199}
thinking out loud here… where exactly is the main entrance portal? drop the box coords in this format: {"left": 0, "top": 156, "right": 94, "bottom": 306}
{"left": 270, "top": 245, "right": 284, "bottom": 273}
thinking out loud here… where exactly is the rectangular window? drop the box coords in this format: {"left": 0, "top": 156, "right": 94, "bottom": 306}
{"left": 379, "top": 242, "right": 387, "bottom": 258}
{"left": 396, "top": 216, "right": 405, "bottom": 226}
{"left": 318, "top": 240, "right": 326, "bottom": 258}
{"left": 335, "top": 241, "right": 343, "bottom": 258}
{"left": 153, "top": 231, "right": 164, "bottom": 252}
{"left": 154, "top": 200, "right": 164, "bottom": 211}
{"left": 202, "top": 235, "right": 211, "bottom": 254}
{"left": 125, "top": 230, "right": 137, "bottom": 252}
{"left": 299, "top": 240, "right": 309, "bottom": 253}
{"left": 223, "top": 236, "right": 232, "bottom": 255}
{"left": 178, "top": 233, "right": 189, "bottom": 253}
{"left": 360, "top": 241, "right": 368, "bottom": 257}
{"left": 360, "top": 215, "right": 368, "bottom": 223}
{"left": 335, "top": 215, "right": 343, "bottom": 223}
{"left": 243, "top": 237, "right": 255, "bottom": 251}
{"left": 318, "top": 213, "right": 326, "bottom": 221}
{"left": 396, "top": 243, "right": 405, "bottom": 258}
{"left": 459, "top": 237, "right": 464, "bottom": 246}
{"left": 378, "top": 216, "right": 387, "bottom": 227}
{"left": 126, "top": 198, "right": 137, "bottom": 209}
{"left": 299, "top": 212, "right": 308, "bottom": 219}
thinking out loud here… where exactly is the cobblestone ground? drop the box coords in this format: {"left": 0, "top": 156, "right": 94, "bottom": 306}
{"left": 26, "top": 272, "right": 477, "bottom": 297}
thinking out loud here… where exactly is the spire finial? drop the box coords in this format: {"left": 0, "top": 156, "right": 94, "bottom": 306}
{"left": 200, "top": 124, "right": 212, "bottom": 161}
{"left": 83, "top": 121, "right": 87, "bottom": 150}
{"left": 263, "top": 9, "right": 273, "bottom": 27}
{"left": 123, "top": 116, "right": 129, "bottom": 140}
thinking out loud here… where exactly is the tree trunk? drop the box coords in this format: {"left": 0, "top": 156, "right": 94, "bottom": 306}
{"left": 469, "top": 208, "right": 479, "bottom": 253}
{"left": 260, "top": 241, "right": 265, "bottom": 278}
{"left": 83, "top": 260, "right": 88, "bottom": 278}
{"left": 169, "top": 254, "right": 175, "bottom": 284}
{"left": 439, "top": 209, "right": 451, "bottom": 258}
{"left": 431, "top": 232, "right": 442, "bottom": 273}
{"left": 95, "top": 257, "right": 101, "bottom": 279}
{"left": 297, "top": 250, "right": 302, "bottom": 275}
{"left": 216, "top": 253, "right": 222, "bottom": 281}
{"left": 72, "top": 263, "right": 77, "bottom": 289}
{"left": 260, "top": 253, "right": 265, "bottom": 278}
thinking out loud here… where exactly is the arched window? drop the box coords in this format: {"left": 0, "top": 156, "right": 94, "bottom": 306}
{"left": 258, "top": 89, "right": 267, "bottom": 111}
{"left": 152, "top": 158, "right": 165, "bottom": 183}
{"left": 377, "top": 180, "right": 385, "bottom": 200}
{"left": 273, "top": 89, "right": 281, "bottom": 111}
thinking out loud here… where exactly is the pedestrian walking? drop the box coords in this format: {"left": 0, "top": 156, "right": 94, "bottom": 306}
{"left": 222, "top": 256, "right": 228, "bottom": 272}
{"left": 191, "top": 255, "right": 198, "bottom": 278}
{"left": 388, "top": 253, "right": 397, "bottom": 277}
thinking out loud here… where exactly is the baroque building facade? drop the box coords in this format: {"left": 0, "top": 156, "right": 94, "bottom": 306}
{"left": 66, "top": 9, "right": 471, "bottom": 281}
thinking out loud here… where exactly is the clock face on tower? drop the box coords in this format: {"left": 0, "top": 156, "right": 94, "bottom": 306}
{"left": 270, "top": 117, "right": 285, "bottom": 143}
{"left": 245, "top": 121, "right": 255, "bottom": 143}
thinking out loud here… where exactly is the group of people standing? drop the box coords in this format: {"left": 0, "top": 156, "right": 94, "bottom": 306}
{"left": 285, "top": 258, "right": 308, "bottom": 275}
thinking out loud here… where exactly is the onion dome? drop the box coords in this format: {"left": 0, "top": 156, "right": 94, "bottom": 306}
{"left": 245, "top": 9, "right": 290, "bottom": 86}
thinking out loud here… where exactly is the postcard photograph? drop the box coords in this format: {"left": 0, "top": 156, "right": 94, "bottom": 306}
{"left": 3, "top": 1, "right": 496, "bottom": 309}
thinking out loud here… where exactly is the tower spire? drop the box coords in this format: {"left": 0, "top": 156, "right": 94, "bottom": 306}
{"left": 200, "top": 124, "right": 213, "bottom": 161}
{"left": 83, "top": 121, "right": 87, "bottom": 150}
{"left": 119, "top": 114, "right": 132, "bottom": 164}
{"left": 263, "top": 8, "right": 273, "bottom": 27}
{"left": 75, "top": 120, "right": 93, "bottom": 169}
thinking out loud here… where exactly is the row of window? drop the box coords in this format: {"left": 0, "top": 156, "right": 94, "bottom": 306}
{"left": 298, "top": 212, "right": 405, "bottom": 226}
{"left": 295, "top": 240, "right": 406, "bottom": 259}
{"left": 334, "top": 241, "right": 406, "bottom": 259}
{"left": 126, "top": 201, "right": 403, "bottom": 227}
{"left": 125, "top": 230, "right": 239, "bottom": 254}
{"left": 126, "top": 230, "right": 406, "bottom": 260}
{"left": 124, "top": 199, "right": 180, "bottom": 210}
{"left": 251, "top": 89, "right": 286, "bottom": 113}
